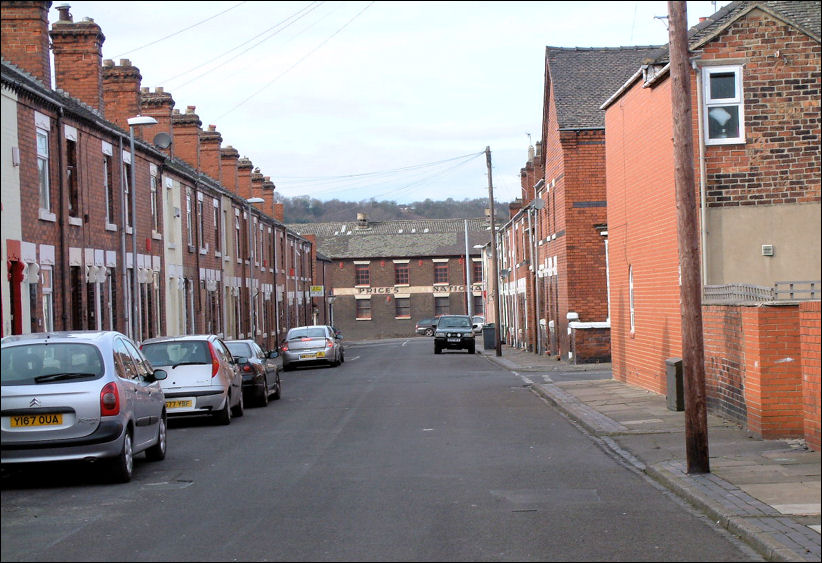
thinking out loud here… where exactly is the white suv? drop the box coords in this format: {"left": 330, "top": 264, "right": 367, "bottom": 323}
{"left": 140, "top": 335, "right": 243, "bottom": 425}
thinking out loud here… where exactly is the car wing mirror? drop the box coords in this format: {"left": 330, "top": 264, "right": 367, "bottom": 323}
{"left": 235, "top": 356, "right": 248, "bottom": 364}
{"left": 268, "top": 350, "right": 279, "bottom": 359}
{"left": 152, "top": 369, "right": 168, "bottom": 381}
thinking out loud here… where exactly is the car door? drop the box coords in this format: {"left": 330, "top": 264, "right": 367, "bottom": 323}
{"left": 113, "top": 338, "right": 153, "bottom": 449}
{"left": 254, "top": 342, "right": 277, "bottom": 391}
{"left": 214, "top": 338, "right": 242, "bottom": 404}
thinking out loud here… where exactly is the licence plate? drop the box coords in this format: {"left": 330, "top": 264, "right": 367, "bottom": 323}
{"left": 300, "top": 352, "right": 325, "bottom": 359}
{"left": 166, "top": 399, "right": 193, "bottom": 409}
{"left": 447, "top": 338, "right": 461, "bottom": 343}
{"left": 10, "top": 413, "right": 63, "bottom": 427}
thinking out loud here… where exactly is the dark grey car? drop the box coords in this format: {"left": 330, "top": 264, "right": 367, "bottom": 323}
{"left": 225, "top": 340, "right": 281, "bottom": 407}
{"left": 433, "top": 315, "right": 476, "bottom": 354}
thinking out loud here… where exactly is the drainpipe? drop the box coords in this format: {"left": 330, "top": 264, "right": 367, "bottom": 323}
{"left": 694, "top": 60, "right": 708, "bottom": 287}
{"left": 118, "top": 134, "right": 129, "bottom": 337}
{"left": 57, "top": 107, "right": 68, "bottom": 330}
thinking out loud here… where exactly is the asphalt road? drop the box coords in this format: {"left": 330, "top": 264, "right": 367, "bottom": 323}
{"left": 1, "top": 337, "right": 757, "bottom": 561}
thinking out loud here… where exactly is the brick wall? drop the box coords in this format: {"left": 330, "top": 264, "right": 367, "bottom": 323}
{"left": 50, "top": 14, "right": 105, "bottom": 112}
{"left": 1, "top": 1, "right": 51, "bottom": 84}
{"left": 102, "top": 59, "right": 141, "bottom": 132}
{"left": 800, "top": 301, "right": 821, "bottom": 451}
{"left": 570, "top": 326, "right": 611, "bottom": 364}
{"left": 703, "top": 305, "right": 747, "bottom": 422}
{"left": 700, "top": 9, "right": 821, "bottom": 209}
{"left": 605, "top": 74, "right": 679, "bottom": 395}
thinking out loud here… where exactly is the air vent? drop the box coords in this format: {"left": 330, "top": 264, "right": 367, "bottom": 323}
{"left": 761, "top": 244, "right": 774, "bottom": 256}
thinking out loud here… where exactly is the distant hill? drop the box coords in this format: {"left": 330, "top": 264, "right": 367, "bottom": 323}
{"left": 276, "top": 195, "right": 509, "bottom": 224}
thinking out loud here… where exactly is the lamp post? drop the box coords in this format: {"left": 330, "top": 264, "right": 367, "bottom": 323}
{"left": 127, "top": 115, "right": 157, "bottom": 342}
{"left": 327, "top": 293, "right": 336, "bottom": 327}
{"left": 246, "top": 197, "right": 264, "bottom": 342}
{"left": 486, "top": 146, "right": 502, "bottom": 356}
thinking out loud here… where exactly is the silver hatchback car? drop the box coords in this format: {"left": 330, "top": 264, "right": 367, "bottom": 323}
{"left": 281, "top": 325, "right": 344, "bottom": 371}
{"left": 140, "top": 335, "right": 243, "bottom": 424}
{"left": 1, "top": 331, "right": 169, "bottom": 483}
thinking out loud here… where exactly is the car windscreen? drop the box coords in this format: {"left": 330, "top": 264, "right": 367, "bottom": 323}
{"left": 225, "top": 341, "right": 252, "bottom": 357}
{"left": 141, "top": 341, "right": 211, "bottom": 367}
{"left": 287, "top": 327, "right": 327, "bottom": 340}
{"left": 438, "top": 317, "right": 471, "bottom": 328}
{"left": 1, "top": 342, "right": 104, "bottom": 385}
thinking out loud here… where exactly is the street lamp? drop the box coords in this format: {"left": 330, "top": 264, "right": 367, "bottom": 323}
{"left": 127, "top": 115, "right": 157, "bottom": 341}
{"left": 246, "top": 197, "right": 265, "bottom": 341}
{"left": 327, "top": 293, "right": 336, "bottom": 327}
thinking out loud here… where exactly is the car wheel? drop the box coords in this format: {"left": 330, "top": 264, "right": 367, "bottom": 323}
{"left": 214, "top": 395, "right": 232, "bottom": 425}
{"left": 425, "top": 328, "right": 434, "bottom": 336}
{"left": 145, "top": 416, "right": 167, "bottom": 461}
{"left": 232, "top": 390, "right": 245, "bottom": 417}
{"left": 468, "top": 342, "right": 476, "bottom": 354}
{"left": 109, "top": 430, "right": 134, "bottom": 483}
{"left": 282, "top": 363, "right": 292, "bottom": 372}
{"left": 434, "top": 344, "right": 442, "bottom": 354}
{"left": 340, "top": 350, "right": 344, "bottom": 364}
{"left": 272, "top": 374, "right": 281, "bottom": 400}
{"left": 257, "top": 382, "right": 269, "bottom": 407}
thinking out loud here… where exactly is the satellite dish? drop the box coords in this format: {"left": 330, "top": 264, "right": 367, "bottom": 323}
{"left": 531, "top": 198, "right": 545, "bottom": 210}
{"left": 153, "top": 132, "right": 172, "bottom": 149}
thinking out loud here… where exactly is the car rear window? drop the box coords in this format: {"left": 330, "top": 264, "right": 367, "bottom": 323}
{"left": 225, "top": 341, "right": 252, "bottom": 357}
{"left": 1, "top": 343, "right": 104, "bottom": 385}
{"left": 142, "top": 341, "right": 211, "bottom": 366}
{"left": 287, "top": 327, "right": 327, "bottom": 340}
{"left": 439, "top": 317, "right": 470, "bottom": 328}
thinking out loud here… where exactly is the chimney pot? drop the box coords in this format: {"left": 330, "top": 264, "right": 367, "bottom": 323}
{"left": 120, "top": 59, "right": 131, "bottom": 67}
{"left": 103, "top": 59, "right": 114, "bottom": 67}
{"left": 209, "top": 124, "right": 216, "bottom": 131}
{"left": 141, "top": 86, "right": 149, "bottom": 93}
{"left": 155, "top": 86, "right": 164, "bottom": 93}
{"left": 56, "top": 4, "right": 72, "bottom": 21}
{"left": 186, "top": 105, "right": 196, "bottom": 113}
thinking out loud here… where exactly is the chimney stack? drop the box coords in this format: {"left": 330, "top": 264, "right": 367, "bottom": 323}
{"left": 1, "top": 1, "right": 52, "bottom": 85}
{"left": 236, "top": 157, "right": 254, "bottom": 201}
{"left": 220, "top": 146, "right": 240, "bottom": 195}
{"left": 102, "top": 59, "right": 142, "bottom": 131}
{"left": 199, "top": 124, "right": 223, "bottom": 183}
{"left": 262, "top": 175, "right": 276, "bottom": 219}
{"left": 50, "top": 8, "right": 106, "bottom": 111}
{"left": 140, "top": 86, "right": 175, "bottom": 154}
{"left": 171, "top": 105, "right": 202, "bottom": 170}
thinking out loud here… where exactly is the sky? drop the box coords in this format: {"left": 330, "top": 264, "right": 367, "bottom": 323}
{"left": 50, "top": 1, "right": 730, "bottom": 205}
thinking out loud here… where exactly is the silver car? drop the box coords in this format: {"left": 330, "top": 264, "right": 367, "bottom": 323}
{"left": 140, "top": 335, "right": 243, "bottom": 424}
{"left": 1, "top": 331, "right": 168, "bottom": 483}
{"left": 281, "top": 325, "right": 344, "bottom": 371}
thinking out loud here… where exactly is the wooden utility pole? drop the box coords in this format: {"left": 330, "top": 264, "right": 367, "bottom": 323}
{"left": 668, "top": 1, "right": 710, "bottom": 473}
{"left": 486, "top": 146, "right": 502, "bottom": 357}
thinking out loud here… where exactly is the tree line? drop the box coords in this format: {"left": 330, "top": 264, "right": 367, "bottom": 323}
{"left": 277, "top": 196, "right": 507, "bottom": 224}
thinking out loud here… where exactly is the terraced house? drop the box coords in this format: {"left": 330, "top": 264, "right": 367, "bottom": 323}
{"left": 1, "top": 1, "right": 319, "bottom": 350}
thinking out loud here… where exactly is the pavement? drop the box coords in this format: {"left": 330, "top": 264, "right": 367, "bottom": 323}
{"left": 478, "top": 344, "right": 821, "bottom": 562}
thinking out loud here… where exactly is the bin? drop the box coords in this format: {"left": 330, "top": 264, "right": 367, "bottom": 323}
{"left": 482, "top": 324, "right": 496, "bottom": 350}
{"left": 665, "top": 357, "right": 684, "bottom": 411}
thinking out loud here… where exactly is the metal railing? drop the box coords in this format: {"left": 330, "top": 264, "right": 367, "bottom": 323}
{"left": 703, "top": 280, "right": 820, "bottom": 305}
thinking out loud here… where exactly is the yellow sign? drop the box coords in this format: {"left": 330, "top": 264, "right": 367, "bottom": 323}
{"left": 310, "top": 285, "right": 324, "bottom": 297}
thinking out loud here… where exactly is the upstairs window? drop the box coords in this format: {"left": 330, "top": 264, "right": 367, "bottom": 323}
{"left": 394, "top": 263, "right": 409, "bottom": 285}
{"left": 355, "top": 264, "right": 370, "bottom": 286}
{"left": 434, "top": 263, "right": 448, "bottom": 284}
{"left": 66, "top": 139, "right": 78, "bottom": 218}
{"left": 150, "top": 170, "right": 160, "bottom": 234}
{"left": 103, "top": 155, "right": 115, "bottom": 226}
{"left": 472, "top": 261, "right": 483, "bottom": 283}
{"left": 37, "top": 128, "right": 51, "bottom": 212}
{"left": 703, "top": 65, "right": 745, "bottom": 145}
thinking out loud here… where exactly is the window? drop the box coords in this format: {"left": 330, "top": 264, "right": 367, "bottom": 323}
{"left": 473, "top": 295, "right": 483, "bottom": 315}
{"left": 395, "top": 297, "right": 410, "bottom": 318}
{"left": 186, "top": 189, "right": 193, "bottom": 247}
{"left": 37, "top": 128, "right": 50, "bottom": 211}
{"left": 434, "top": 296, "right": 449, "bottom": 316}
{"left": 629, "top": 266, "right": 635, "bottom": 333}
{"left": 66, "top": 139, "right": 78, "bottom": 218}
{"left": 41, "top": 267, "right": 53, "bottom": 332}
{"left": 104, "top": 155, "right": 115, "bottom": 226}
{"left": 473, "top": 262, "right": 483, "bottom": 283}
{"left": 197, "top": 196, "right": 205, "bottom": 251}
{"left": 123, "top": 162, "right": 133, "bottom": 229}
{"left": 394, "top": 263, "right": 409, "bottom": 285}
{"left": 213, "top": 199, "right": 221, "bottom": 254}
{"left": 356, "top": 298, "right": 371, "bottom": 319}
{"left": 703, "top": 65, "right": 745, "bottom": 144}
{"left": 434, "top": 263, "right": 448, "bottom": 284}
{"left": 235, "top": 213, "right": 241, "bottom": 259}
{"left": 150, "top": 170, "right": 160, "bottom": 233}
{"left": 355, "top": 264, "right": 370, "bottom": 286}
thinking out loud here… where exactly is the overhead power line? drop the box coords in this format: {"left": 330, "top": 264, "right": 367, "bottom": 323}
{"left": 112, "top": 1, "right": 248, "bottom": 59}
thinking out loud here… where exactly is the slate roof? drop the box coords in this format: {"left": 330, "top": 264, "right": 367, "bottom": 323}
{"left": 546, "top": 46, "right": 664, "bottom": 129}
{"left": 287, "top": 217, "right": 492, "bottom": 260}
{"left": 651, "top": 1, "right": 820, "bottom": 64}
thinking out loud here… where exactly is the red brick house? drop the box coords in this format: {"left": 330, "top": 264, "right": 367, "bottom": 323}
{"left": 497, "top": 46, "right": 661, "bottom": 363}
{"left": 603, "top": 1, "right": 820, "bottom": 447}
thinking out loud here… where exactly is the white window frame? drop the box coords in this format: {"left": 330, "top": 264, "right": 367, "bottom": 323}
{"left": 703, "top": 65, "right": 745, "bottom": 145}
{"left": 150, "top": 170, "right": 160, "bottom": 235}
{"left": 41, "top": 266, "right": 54, "bottom": 332}
{"left": 186, "top": 189, "right": 194, "bottom": 247}
{"left": 629, "top": 266, "right": 635, "bottom": 334}
{"left": 37, "top": 127, "right": 51, "bottom": 212}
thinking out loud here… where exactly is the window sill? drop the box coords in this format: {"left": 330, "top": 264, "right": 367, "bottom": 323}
{"left": 356, "top": 317, "right": 372, "bottom": 321}
{"left": 39, "top": 209, "right": 56, "bottom": 222}
{"left": 68, "top": 216, "right": 82, "bottom": 227}
{"left": 126, "top": 226, "right": 133, "bottom": 235}
{"left": 167, "top": 243, "right": 176, "bottom": 250}
{"left": 394, "top": 316, "right": 411, "bottom": 320}
{"left": 105, "top": 223, "right": 118, "bottom": 232}
{"left": 152, "top": 232, "right": 162, "bottom": 240}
